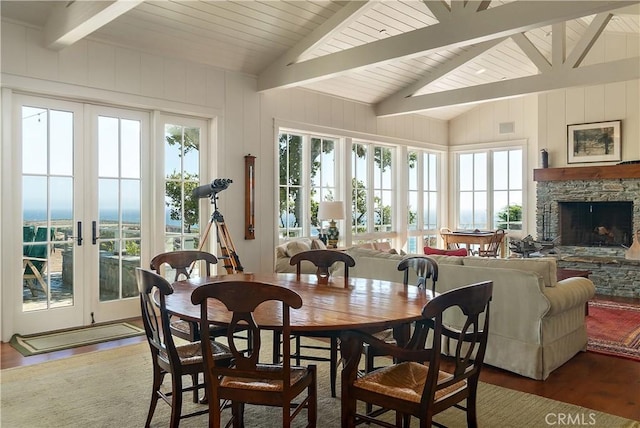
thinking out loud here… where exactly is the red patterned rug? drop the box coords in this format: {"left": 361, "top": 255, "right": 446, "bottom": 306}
{"left": 586, "top": 300, "right": 640, "bottom": 361}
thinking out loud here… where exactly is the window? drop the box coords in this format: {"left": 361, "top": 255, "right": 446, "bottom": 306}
{"left": 164, "top": 124, "right": 201, "bottom": 251}
{"left": 351, "top": 142, "right": 394, "bottom": 238}
{"left": 407, "top": 150, "right": 439, "bottom": 253}
{"left": 456, "top": 147, "right": 523, "bottom": 232}
{"left": 278, "top": 131, "right": 339, "bottom": 240}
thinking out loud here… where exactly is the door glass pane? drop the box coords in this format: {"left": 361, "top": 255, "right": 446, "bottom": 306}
{"left": 98, "top": 116, "right": 141, "bottom": 301}
{"left": 164, "top": 124, "right": 200, "bottom": 251}
{"left": 22, "top": 107, "right": 74, "bottom": 311}
{"left": 22, "top": 107, "right": 47, "bottom": 174}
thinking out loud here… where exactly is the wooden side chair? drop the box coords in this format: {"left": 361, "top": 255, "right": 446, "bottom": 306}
{"left": 363, "top": 256, "right": 439, "bottom": 391}
{"left": 150, "top": 250, "right": 219, "bottom": 342}
{"left": 274, "top": 249, "right": 355, "bottom": 398}
{"left": 341, "top": 280, "right": 493, "bottom": 428}
{"left": 478, "top": 229, "right": 506, "bottom": 257}
{"left": 136, "top": 268, "right": 232, "bottom": 428}
{"left": 290, "top": 249, "right": 355, "bottom": 287}
{"left": 191, "top": 280, "right": 317, "bottom": 427}
{"left": 440, "top": 227, "right": 460, "bottom": 249}
{"left": 23, "top": 226, "right": 52, "bottom": 297}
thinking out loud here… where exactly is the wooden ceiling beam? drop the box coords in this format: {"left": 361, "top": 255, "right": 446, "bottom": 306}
{"left": 43, "top": 0, "right": 142, "bottom": 50}
{"left": 375, "top": 57, "right": 640, "bottom": 117}
{"left": 258, "top": 1, "right": 634, "bottom": 91}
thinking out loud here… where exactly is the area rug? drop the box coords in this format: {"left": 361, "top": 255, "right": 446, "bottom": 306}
{"left": 587, "top": 300, "right": 640, "bottom": 362}
{"left": 1, "top": 341, "right": 637, "bottom": 428}
{"left": 9, "top": 322, "right": 145, "bottom": 356}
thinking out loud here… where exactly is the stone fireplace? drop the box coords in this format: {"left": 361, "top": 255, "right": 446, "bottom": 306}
{"left": 534, "top": 163, "right": 640, "bottom": 298}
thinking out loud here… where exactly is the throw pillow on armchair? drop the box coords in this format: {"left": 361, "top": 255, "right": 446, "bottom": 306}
{"left": 424, "top": 246, "right": 468, "bottom": 257}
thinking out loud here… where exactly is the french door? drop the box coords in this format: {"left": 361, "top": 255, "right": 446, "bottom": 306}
{"left": 13, "top": 95, "right": 149, "bottom": 334}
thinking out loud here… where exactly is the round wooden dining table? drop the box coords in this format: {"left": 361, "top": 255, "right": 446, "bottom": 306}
{"left": 163, "top": 272, "right": 433, "bottom": 336}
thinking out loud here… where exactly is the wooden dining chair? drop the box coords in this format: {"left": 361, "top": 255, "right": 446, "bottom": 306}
{"left": 191, "top": 280, "right": 317, "bottom": 428}
{"left": 363, "top": 256, "right": 439, "bottom": 393}
{"left": 340, "top": 280, "right": 493, "bottom": 428}
{"left": 440, "top": 227, "right": 460, "bottom": 249}
{"left": 478, "top": 229, "right": 506, "bottom": 257}
{"left": 150, "top": 250, "right": 220, "bottom": 342}
{"left": 136, "top": 268, "right": 232, "bottom": 428}
{"left": 275, "top": 249, "right": 355, "bottom": 398}
{"left": 290, "top": 249, "right": 355, "bottom": 287}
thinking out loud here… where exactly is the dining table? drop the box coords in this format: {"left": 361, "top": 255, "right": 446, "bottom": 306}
{"left": 163, "top": 272, "right": 433, "bottom": 346}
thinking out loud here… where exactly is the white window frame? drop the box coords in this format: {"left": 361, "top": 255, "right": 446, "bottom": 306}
{"left": 451, "top": 140, "right": 527, "bottom": 237}
{"left": 351, "top": 139, "right": 396, "bottom": 243}
{"left": 277, "top": 128, "right": 343, "bottom": 242}
{"left": 406, "top": 148, "right": 441, "bottom": 253}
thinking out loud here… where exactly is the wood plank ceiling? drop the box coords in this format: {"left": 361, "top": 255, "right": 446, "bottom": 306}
{"left": 1, "top": 0, "right": 639, "bottom": 121}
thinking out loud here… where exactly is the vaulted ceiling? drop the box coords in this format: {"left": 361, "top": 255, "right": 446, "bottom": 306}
{"left": 2, "top": 1, "right": 639, "bottom": 120}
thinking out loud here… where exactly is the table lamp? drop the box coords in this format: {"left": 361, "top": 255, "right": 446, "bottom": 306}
{"left": 318, "top": 201, "right": 344, "bottom": 248}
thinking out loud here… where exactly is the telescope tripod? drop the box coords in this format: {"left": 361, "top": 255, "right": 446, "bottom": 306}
{"left": 197, "top": 194, "right": 243, "bottom": 274}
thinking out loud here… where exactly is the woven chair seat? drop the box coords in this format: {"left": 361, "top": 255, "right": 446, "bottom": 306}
{"left": 354, "top": 361, "right": 466, "bottom": 403}
{"left": 221, "top": 364, "right": 310, "bottom": 391}
{"left": 169, "top": 319, "right": 193, "bottom": 336}
{"left": 160, "top": 340, "right": 231, "bottom": 366}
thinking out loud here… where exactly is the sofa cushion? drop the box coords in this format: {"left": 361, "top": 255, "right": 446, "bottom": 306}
{"left": 285, "top": 239, "right": 311, "bottom": 257}
{"left": 345, "top": 247, "right": 404, "bottom": 260}
{"left": 462, "top": 257, "right": 558, "bottom": 287}
{"left": 424, "top": 246, "right": 468, "bottom": 257}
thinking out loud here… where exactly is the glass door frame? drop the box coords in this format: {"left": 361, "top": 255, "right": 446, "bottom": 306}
{"left": 86, "top": 104, "right": 151, "bottom": 323}
{"left": 8, "top": 94, "right": 86, "bottom": 335}
{"left": 2, "top": 94, "right": 150, "bottom": 337}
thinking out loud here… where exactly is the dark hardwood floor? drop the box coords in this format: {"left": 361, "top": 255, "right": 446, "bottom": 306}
{"left": 2, "top": 300, "right": 639, "bottom": 422}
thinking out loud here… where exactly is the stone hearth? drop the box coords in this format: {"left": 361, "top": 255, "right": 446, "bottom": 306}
{"left": 534, "top": 164, "right": 640, "bottom": 298}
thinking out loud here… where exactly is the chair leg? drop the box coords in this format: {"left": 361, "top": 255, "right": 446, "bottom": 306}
{"left": 308, "top": 366, "right": 318, "bottom": 427}
{"left": 145, "top": 364, "right": 164, "bottom": 428}
{"left": 295, "top": 335, "right": 302, "bottom": 366}
{"left": 231, "top": 401, "right": 244, "bottom": 427}
{"left": 191, "top": 373, "right": 200, "bottom": 403}
{"left": 272, "top": 331, "right": 281, "bottom": 364}
{"left": 330, "top": 337, "right": 338, "bottom": 398}
{"left": 466, "top": 388, "right": 479, "bottom": 428}
{"left": 363, "top": 344, "right": 374, "bottom": 414}
{"left": 169, "top": 374, "right": 183, "bottom": 428}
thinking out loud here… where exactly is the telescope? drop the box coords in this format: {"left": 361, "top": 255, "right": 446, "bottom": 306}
{"left": 192, "top": 178, "right": 233, "bottom": 199}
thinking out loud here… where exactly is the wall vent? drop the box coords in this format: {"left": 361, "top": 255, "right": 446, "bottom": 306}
{"left": 499, "top": 122, "right": 515, "bottom": 134}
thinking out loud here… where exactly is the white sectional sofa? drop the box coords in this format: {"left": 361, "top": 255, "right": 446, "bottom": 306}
{"left": 329, "top": 247, "right": 596, "bottom": 380}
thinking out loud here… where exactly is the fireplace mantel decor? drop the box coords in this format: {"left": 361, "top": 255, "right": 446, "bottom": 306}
{"left": 567, "top": 120, "right": 621, "bottom": 164}
{"left": 533, "top": 163, "right": 640, "bottom": 181}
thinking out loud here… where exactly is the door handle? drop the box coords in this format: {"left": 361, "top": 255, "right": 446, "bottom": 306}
{"left": 68, "top": 221, "right": 83, "bottom": 245}
{"left": 92, "top": 221, "right": 100, "bottom": 245}
{"left": 76, "top": 221, "right": 83, "bottom": 245}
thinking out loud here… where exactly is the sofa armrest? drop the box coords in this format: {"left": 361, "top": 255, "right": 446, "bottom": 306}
{"left": 543, "top": 277, "right": 595, "bottom": 316}
{"left": 438, "top": 264, "right": 550, "bottom": 341}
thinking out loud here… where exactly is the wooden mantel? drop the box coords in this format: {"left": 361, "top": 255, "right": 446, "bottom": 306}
{"left": 533, "top": 163, "right": 640, "bottom": 181}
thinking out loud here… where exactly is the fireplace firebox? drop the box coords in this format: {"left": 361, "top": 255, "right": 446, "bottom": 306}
{"left": 558, "top": 201, "right": 633, "bottom": 247}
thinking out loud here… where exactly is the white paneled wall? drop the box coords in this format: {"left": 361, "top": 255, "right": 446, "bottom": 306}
{"left": 1, "top": 19, "right": 446, "bottom": 275}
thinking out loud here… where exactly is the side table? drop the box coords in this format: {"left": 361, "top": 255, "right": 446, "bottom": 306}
{"left": 557, "top": 268, "right": 591, "bottom": 315}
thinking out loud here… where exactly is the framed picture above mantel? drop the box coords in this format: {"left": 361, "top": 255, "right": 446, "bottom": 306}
{"left": 567, "top": 120, "right": 621, "bottom": 164}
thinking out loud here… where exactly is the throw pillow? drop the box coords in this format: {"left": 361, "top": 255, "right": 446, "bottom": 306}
{"left": 286, "top": 240, "right": 311, "bottom": 257}
{"left": 310, "top": 239, "right": 327, "bottom": 250}
{"left": 424, "top": 246, "right": 468, "bottom": 257}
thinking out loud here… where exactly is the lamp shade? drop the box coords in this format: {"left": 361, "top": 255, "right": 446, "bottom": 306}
{"left": 318, "top": 201, "right": 344, "bottom": 220}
